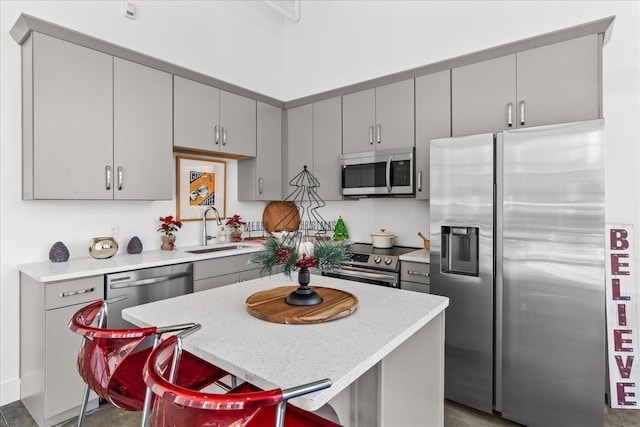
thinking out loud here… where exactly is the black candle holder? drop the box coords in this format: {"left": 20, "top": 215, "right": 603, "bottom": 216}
{"left": 285, "top": 267, "right": 323, "bottom": 306}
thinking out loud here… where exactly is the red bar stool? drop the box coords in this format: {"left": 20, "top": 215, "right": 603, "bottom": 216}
{"left": 68, "top": 297, "right": 231, "bottom": 426}
{"left": 143, "top": 327, "right": 342, "bottom": 427}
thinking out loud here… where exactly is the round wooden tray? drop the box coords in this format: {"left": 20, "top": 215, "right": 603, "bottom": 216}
{"left": 246, "top": 286, "right": 358, "bottom": 324}
{"left": 262, "top": 201, "right": 300, "bottom": 234}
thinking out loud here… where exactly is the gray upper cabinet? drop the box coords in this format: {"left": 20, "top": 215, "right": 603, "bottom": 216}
{"left": 342, "top": 79, "right": 415, "bottom": 154}
{"left": 113, "top": 58, "right": 173, "bottom": 200}
{"left": 452, "top": 34, "right": 600, "bottom": 136}
{"left": 219, "top": 90, "right": 257, "bottom": 157}
{"left": 26, "top": 32, "right": 113, "bottom": 200}
{"left": 516, "top": 34, "right": 600, "bottom": 128}
{"left": 238, "top": 102, "right": 283, "bottom": 201}
{"left": 452, "top": 55, "right": 516, "bottom": 137}
{"left": 285, "top": 104, "right": 313, "bottom": 196}
{"left": 174, "top": 76, "right": 256, "bottom": 157}
{"left": 415, "top": 71, "right": 451, "bottom": 200}
{"left": 286, "top": 98, "right": 342, "bottom": 201}
{"left": 313, "top": 97, "right": 343, "bottom": 201}
{"left": 23, "top": 33, "right": 171, "bottom": 200}
{"left": 173, "top": 75, "right": 219, "bottom": 152}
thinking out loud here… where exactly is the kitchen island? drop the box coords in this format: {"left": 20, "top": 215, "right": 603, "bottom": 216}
{"left": 123, "top": 273, "right": 448, "bottom": 427}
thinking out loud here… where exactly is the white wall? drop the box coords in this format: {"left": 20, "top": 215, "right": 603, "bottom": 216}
{"left": 1, "top": 0, "right": 638, "bottom": 406}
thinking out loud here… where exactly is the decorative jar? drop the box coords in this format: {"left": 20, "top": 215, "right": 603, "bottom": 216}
{"left": 160, "top": 235, "right": 176, "bottom": 251}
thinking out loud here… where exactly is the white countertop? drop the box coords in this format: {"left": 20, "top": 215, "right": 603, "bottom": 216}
{"left": 399, "top": 248, "right": 430, "bottom": 263}
{"left": 122, "top": 274, "right": 449, "bottom": 411}
{"left": 17, "top": 242, "right": 263, "bottom": 282}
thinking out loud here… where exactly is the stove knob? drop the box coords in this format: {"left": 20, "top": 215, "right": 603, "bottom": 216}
{"left": 384, "top": 257, "right": 392, "bottom": 265}
{"left": 374, "top": 256, "right": 382, "bottom": 264}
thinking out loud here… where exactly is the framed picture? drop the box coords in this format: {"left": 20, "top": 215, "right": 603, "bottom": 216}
{"left": 176, "top": 156, "right": 226, "bottom": 222}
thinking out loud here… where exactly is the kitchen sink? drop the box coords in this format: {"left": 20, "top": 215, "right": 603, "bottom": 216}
{"left": 184, "top": 244, "right": 252, "bottom": 254}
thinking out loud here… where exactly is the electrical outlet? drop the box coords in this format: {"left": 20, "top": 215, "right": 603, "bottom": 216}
{"left": 109, "top": 224, "right": 119, "bottom": 238}
{"left": 123, "top": 2, "right": 136, "bottom": 19}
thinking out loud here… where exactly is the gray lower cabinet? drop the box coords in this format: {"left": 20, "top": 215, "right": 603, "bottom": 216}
{"left": 174, "top": 75, "right": 257, "bottom": 157}
{"left": 20, "top": 274, "right": 104, "bottom": 427}
{"left": 452, "top": 34, "right": 600, "bottom": 136}
{"left": 400, "top": 261, "right": 430, "bottom": 293}
{"left": 285, "top": 97, "right": 342, "bottom": 201}
{"left": 238, "top": 102, "right": 283, "bottom": 201}
{"left": 193, "top": 253, "right": 262, "bottom": 292}
{"left": 21, "top": 32, "right": 172, "bottom": 200}
{"left": 415, "top": 70, "right": 451, "bottom": 200}
{"left": 342, "top": 79, "right": 415, "bottom": 154}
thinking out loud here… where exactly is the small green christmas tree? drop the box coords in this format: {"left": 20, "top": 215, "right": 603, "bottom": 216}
{"left": 333, "top": 216, "right": 349, "bottom": 241}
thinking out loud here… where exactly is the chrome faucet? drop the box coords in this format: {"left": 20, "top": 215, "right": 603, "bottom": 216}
{"left": 202, "top": 207, "right": 222, "bottom": 246}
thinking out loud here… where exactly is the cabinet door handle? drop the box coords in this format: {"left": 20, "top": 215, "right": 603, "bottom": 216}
{"left": 60, "top": 287, "right": 94, "bottom": 298}
{"left": 215, "top": 125, "right": 220, "bottom": 145}
{"left": 222, "top": 127, "right": 227, "bottom": 146}
{"left": 417, "top": 171, "right": 423, "bottom": 192}
{"left": 376, "top": 124, "right": 382, "bottom": 144}
{"left": 507, "top": 103, "right": 513, "bottom": 127}
{"left": 369, "top": 125, "right": 374, "bottom": 144}
{"left": 407, "top": 271, "right": 430, "bottom": 277}
{"left": 258, "top": 177, "right": 263, "bottom": 194}
{"left": 117, "top": 166, "right": 123, "bottom": 190}
{"left": 105, "top": 166, "right": 111, "bottom": 190}
{"left": 520, "top": 100, "right": 525, "bottom": 126}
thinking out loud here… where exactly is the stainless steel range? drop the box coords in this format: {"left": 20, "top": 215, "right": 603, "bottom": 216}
{"left": 323, "top": 243, "right": 417, "bottom": 288}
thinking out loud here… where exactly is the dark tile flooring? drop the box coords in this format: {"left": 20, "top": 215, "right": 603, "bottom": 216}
{"left": 2, "top": 398, "right": 640, "bottom": 426}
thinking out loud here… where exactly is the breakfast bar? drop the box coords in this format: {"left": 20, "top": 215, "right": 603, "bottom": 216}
{"left": 123, "top": 273, "right": 448, "bottom": 427}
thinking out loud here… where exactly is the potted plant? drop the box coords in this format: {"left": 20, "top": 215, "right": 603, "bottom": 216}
{"left": 226, "top": 214, "right": 246, "bottom": 242}
{"left": 158, "top": 215, "right": 182, "bottom": 250}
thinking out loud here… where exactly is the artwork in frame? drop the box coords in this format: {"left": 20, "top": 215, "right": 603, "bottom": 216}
{"left": 176, "top": 156, "right": 226, "bottom": 222}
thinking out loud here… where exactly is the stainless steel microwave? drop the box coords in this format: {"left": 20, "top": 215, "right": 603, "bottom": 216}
{"left": 341, "top": 147, "right": 415, "bottom": 197}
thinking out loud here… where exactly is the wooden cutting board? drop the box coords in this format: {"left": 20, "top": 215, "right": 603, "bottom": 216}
{"left": 246, "top": 286, "right": 358, "bottom": 324}
{"left": 262, "top": 201, "right": 300, "bottom": 234}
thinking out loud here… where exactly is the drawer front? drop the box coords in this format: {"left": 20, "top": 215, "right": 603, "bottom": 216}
{"left": 45, "top": 276, "right": 104, "bottom": 310}
{"left": 194, "top": 273, "right": 239, "bottom": 292}
{"left": 401, "top": 281, "right": 431, "bottom": 294}
{"left": 400, "top": 261, "right": 430, "bottom": 285}
{"left": 193, "top": 253, "right": 257, "bottom": 280}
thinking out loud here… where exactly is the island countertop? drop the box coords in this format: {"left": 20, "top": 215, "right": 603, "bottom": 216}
{"left": 122, "top": 273, "right": 449, "bottom": 413}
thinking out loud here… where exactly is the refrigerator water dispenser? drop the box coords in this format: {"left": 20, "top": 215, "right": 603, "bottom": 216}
{"left": 441, "top": 226, "right": 479, "bottom": 276}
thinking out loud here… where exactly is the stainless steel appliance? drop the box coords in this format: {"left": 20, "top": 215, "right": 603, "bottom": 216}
{"left": 340, "top": 147, "right": 414, "bottom": 197}
{"left": 430, "top": 120, "right": 605, "bottom": 426}
{"left": 105, "top": 263, "right": 193, "bottom": 329}
{"left": 323, "top": 243, "right": 417, "bottom": 288}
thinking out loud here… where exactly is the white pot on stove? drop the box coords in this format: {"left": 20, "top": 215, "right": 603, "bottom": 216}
{"left": 370, "top": 229, "right": 397, "bottom": 248}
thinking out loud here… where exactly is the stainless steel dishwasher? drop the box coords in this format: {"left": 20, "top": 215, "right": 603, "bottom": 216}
{"left": 105, "top": 263, "right": 193, "bottom": 329}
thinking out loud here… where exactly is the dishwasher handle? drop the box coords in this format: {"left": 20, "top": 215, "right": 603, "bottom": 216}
{"left": 109, "top": 271, "right": 192, "bottom": 290}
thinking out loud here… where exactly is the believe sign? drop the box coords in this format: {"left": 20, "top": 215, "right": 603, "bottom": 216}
{"left": 606, "top": 225, "right": 639, "bottom": 408}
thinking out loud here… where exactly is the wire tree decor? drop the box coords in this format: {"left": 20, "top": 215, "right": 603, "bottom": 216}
{"left": 255, "top": 165, "right": 349, "bottom": 306}
{"left": 275, "top": 165, "right": 332, "bottom": 247}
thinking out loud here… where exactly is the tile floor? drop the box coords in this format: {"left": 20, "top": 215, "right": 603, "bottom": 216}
{"left": 2, "top": 399, "right": 640, "bottom": 427}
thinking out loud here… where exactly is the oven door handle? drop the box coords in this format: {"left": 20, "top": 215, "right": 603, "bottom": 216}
{"left": 330, "top": 267, "right": 398, "bottom": 285}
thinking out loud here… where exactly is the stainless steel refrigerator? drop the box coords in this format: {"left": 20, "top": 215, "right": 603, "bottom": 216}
{"left": 430, "top": 119, "right": 605, "bottom": 426}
